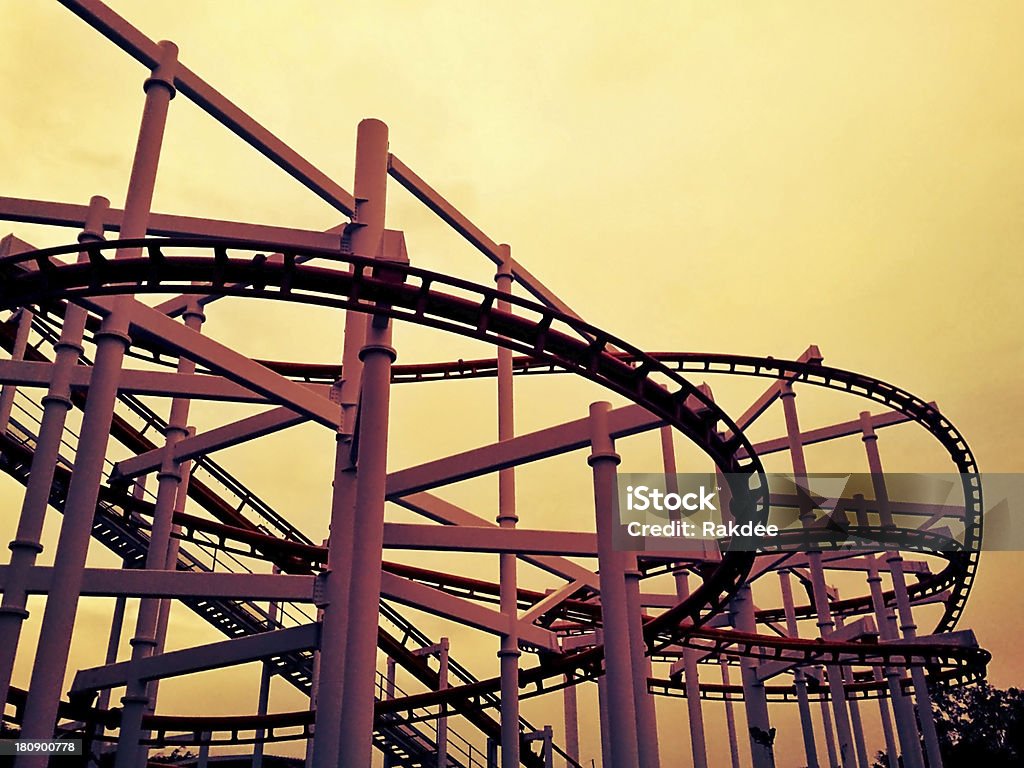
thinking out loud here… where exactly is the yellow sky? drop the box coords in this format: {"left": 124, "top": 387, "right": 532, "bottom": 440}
{"left": 2, "top": 2, "right": 1023, "bottom": 766}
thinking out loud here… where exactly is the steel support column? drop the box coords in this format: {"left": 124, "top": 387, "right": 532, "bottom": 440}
{"left": 310, "top": 304, "right": 366, "bottom": 763}
{"left": 336, "top": 118, "right": 395, "bottom": 767}
{"left": 252, "top": 585, "right": 280, "bottom": 768}
{"left": 780, "top": 383, "right": 855, "bottom": 768}
{"left": 495, "top": 249, "right": 521, "bottom": 768}
{"left": 675, "top": 571, "right": 709, "bottom": 768}
{"left": 561, "top": 672, "right": 580, "bottom": 765}
{"left": 819, "top": 694, "right": 840, "bottom": 768}
{"left": 835, "top": 611, "right": 871, "bottom": 768}
{"left": 865, "top": 561, "right": 923, "bottom": 768}
{"left": 437, "top": 638, "right": 450, "bottom": 768}
{"left": 146, "top": 443, "right": 196, "bottom": 727}
{"left": 660, "top": 425, "right": 708, "bottom": 768}
{"left": 719, "top": 658, "right": 742, "bottom": 768}
{"left": 588, "top": 401, "right": 640, "bottom": 768}
{"left": 596, "top": 633, "right": 612, "bottom": 767}
{"left": 779, "top": 570, "right": 820, "bottom": 768}
{"left": 861, "top": 412, "right": 941, "bottom": 768}
{"left": 117, "top": 299, "right": 204, "bottom": 768}
{"left": 383, "top": 657, "right": 398, "bottom": 768}
{"left": 311, "top": 117, "right": 386, "bottom": 767}
{"left": 0, "top": 196, "right": 107, "bottom": 709}
{"left": 854, "top": 496, "right": 903, "bottom": 768}
{"left": 733, "top": 584, "right": 775, "bottom": 768}
{"left": 625, "top": 553, "right": 660, "bottom": 768}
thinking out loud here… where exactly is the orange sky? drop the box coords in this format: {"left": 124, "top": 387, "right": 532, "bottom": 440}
{"left": 2, "top": 2, "right": 1023, "bottom": 766}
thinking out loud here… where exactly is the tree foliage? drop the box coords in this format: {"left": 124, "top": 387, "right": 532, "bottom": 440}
{"left": 930, "top": 682, "right": 1024, "bottom": 766}
{"left": 872, "top": 682, "right": 1024, "bottom": 768}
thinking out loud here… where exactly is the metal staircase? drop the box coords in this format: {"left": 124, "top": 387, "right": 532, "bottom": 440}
{"left": 0, "top": 312, "right": 561, "bottom": 767}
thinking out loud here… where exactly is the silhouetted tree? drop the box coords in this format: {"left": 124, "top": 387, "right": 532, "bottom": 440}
{"left": 871, "top": 682, "right": 1024, "bottom": 768}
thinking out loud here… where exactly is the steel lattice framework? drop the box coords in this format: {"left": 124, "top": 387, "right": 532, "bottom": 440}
{"left": 0, "top": 2, "right": 990, "bottom": 768}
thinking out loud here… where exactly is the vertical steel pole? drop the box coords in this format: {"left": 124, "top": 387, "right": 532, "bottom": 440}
{"left": 0, "top": 196, "right": 107, "bottom": 709}
{"left": 311, "top": 120, "right": 385, "bottom": 768}
{"left": 719, "top": 658, "right": 742, "bottom": 768}
{"left": 854, "top": 496, "right": 903, "bottom": 768}
{"left": 543, "top": 725, "right": 554, "bottom": 768}
{"left": 311, "top": 313, "right": 364, "bottom": 766}
{"left": 860, "top": 413, "right": 940, "bottom": 768}
{"left": 253, "top": 569, "right": 280, "bottom": 768}
{"left": 117, "top": 299, "right": 204, "bottom": 768}
{"left": 97, "top": 481, "right": 145, "bottom": 766}
{"left": 96, "top": 560, "right": 129, "bottom": 715}
{"left": 595, "top": 634, "right": 612, "bottom": 767}
{"left": 306, "top": 544, "right": 326, "bottom": 768}
{"left": 134, "top": 445, "right": 195, "bottom": 759}
{"left": 436, "top": 637, "right": 450, "bottom": 767}
{"left": 733, "top": 584, "right": 775, "bottom": 768}
{"left": 336, "top": 118, "right": 394, "bottom": 768}
{"left": 779, "top": 570, "right": 820, "bottom": 768}
{"left": 147, "top": 442, "right": 195, "bottom": 708}
{"left": 92, "top": 559, "right": 129, "bottom": 768}
{"left": 780, "top": 383, "right": 855, "bottom": 768}
{"left": 819, "top": 694, "right": 839, "bottom": 768}
{"left": 383, "top": 657, "right": 397, "bottom": 768}
{"left": 660, "top": 425, "right": 708, "bottom": 768}
{"left": 588, "top": 401, "right": 640, "bottom": 768}
{"left": 97, "top": 561, "right": 133, "bottom": 720}
{"left": 561, "top": 673, "right": 580, "bottom": 765}
{"left": 16, "top": 43, "right": 177, "bottom": 755}
{"left": 624, "top": 553, "right": 661, "bottom": 768}
{"left": 495, "top": 249, "right": 522, "bottom": 768}
{"left": 834, "top": 610, "right": 870, "bottom": 768}
{"left": 0, "top": 307, "right": 32, "bottom": 432}
{"left": 674, "top": 571, "right": 709, "bottom": 768}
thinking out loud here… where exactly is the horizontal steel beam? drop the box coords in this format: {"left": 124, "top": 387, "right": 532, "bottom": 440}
{"left": 0, "top": 195, "right": 345, "bottom": 251}
{"left": 740, "top": 407, "right": 929, "bottom": 459}
{"left": 0, "top": 566, "right": 315, "bottom": 600}
{"left": 113, "top": 406, "right": 307, "bottom": 481}
{"left": 380, "top": 571, "right": 557, "bottom": 652}
{"left": 71, "top": 622, "right": 319, "bottom": 692}
{"left": 382, "top": 523, "right": 597, "bottom": 556}
{"left": 394, "top": 492, "right": 599, "bottom": 589}
{"left": 386, "top": 403, "right": 661, "bottom": 498}
{"left": 519, "top": 581, "right": 585, "bottom": 626}
{"left": 0, "top": 359, "right": 334, "bottom": 404}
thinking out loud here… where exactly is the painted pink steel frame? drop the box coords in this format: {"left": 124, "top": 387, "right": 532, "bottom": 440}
{"left": 0, "top": 3, "right": 992, "bottom": 768}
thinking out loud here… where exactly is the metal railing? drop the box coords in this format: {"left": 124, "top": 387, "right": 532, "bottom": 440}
{"left": 3, "top": 312, "right": 501, "bottom": 762}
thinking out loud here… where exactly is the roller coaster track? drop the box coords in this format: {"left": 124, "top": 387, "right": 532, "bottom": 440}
{"left": 27, "top": 264, "right": 980, "bottom": 638}
{"left": 0, "top": 236, "right": 986, "bottom": 749}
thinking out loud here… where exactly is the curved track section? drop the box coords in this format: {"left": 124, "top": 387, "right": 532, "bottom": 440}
{"left": 0, "top": 237, "right": 988, "bottom": 750}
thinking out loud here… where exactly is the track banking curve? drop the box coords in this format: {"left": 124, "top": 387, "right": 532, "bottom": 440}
{"left": 0, "top": 237, "right": 987, "bottom": 744}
